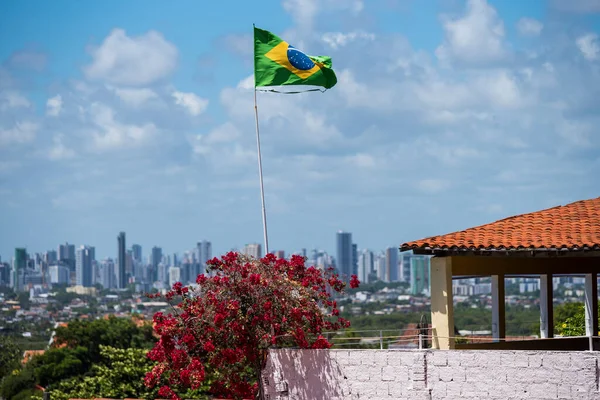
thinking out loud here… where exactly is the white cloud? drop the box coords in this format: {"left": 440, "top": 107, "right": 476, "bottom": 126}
{"left": 476, "top": 70, "right": 526, "bottom": 108}
{"left": 0, "top": 121, "right": 38, "bottom": 147}
{"left": 84, "top": 28, "right": 178, "bottom": 86}
{"left": 322, "top": 31, "right": 375, "bottom": 49}
{"left": 283, "top": 0, "right": 363, "bottom": 31}
{"left": 48, "top": 134, "right": 75, "bottom": 161}
{"left": 576, "top": 33, "right": 599, "bottom": 60}
{"left": 46, "top": 95, "right": 63, "bottom": 116}
{"left": 112, "top": 87, "right": 159, "bottom": 107}
{"left": 88, "top": 103, "right": 157, "bottom": 150}
{"left": 0, "top": 91, "right": 30, "bottom": 110}
{"left": 436, "top": 0, "right": 507, "bottom": 64}
{"left": 517, "top": 17, "right": 543, "bottom": 36}
{"left": 172, "top": 91, "right": 208, "bottom": 116}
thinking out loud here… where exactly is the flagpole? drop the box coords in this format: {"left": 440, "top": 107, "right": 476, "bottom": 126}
{"left": 253, "top": 88, "right": 269, "bottom": 255}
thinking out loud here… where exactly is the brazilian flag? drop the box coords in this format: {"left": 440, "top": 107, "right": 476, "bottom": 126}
{"left": 254, "top": 26, "right": 337, "bottom": 89}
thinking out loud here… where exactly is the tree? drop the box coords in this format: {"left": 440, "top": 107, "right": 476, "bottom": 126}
{"left": 555, "top": 303, "right": 585, "bottom": 337}
{"left": 28, "top": 347, "right": 87, "bottom": 387}
{"left": 145, "top": 252, "right": 359, "bottom": 400}
{"left": 0, "top": 336, "right": 21, "bottom": 379}
{"left": 47, "top": 346, "right": 161, "bottom": 400}
{"left": 0, "top": 368, "right": 35, "bottom": 400}
{"left": 53, "top": 315, "right": 155, "bottom": 365}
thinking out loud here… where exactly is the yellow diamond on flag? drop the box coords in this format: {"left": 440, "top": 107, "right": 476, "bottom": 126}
{"left": 264, "top": 41, "right": 321, "bottom": 79}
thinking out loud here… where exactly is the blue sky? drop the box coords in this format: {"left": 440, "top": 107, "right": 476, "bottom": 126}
{"left": 1, "top": 0, "right": 599, "bottom": 260}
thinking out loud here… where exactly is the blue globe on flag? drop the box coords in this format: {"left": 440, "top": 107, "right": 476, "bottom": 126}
{"left": 287, "top": 46, "right": 315, "bottom": 70}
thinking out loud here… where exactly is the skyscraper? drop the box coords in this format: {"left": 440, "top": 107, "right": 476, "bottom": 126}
{"left": 358, "top": 249, "right": 374, "bottom": 283}
{"left": 243, "top": 243, "right": 262, "bottom": 259}
{"left": 274, "top": 250, "right": 285, "bottom": 259}
{"left": 196, "top": 240, "right": 211, "bottom": 275}
{"left": 352, "top": 243, "right": 358, "bottom": 276}
{"left": 117, "top": 232, "right": 126, "bottom": 289}
{"left": 336, "top": 231, "right": 353, "bottom": 281}
{"left": 99, "top": 259, "right": 116, "bottom": 289}
{"left": 385, "top": 247, "right": 399, "bottom": 282}
{"left": 76, "top": 246, "right": 95, "bottom": 287}
{"left": 58, "top": 243, "right": 76, "bottom": 271}
{"left": 132, "top": 244, "right": 142, "bottom": 263}
{"left": 13, "top": 248, "right": 27, "bottom": 292}
{"left": 410, "top": 256, "right": 430, "bottom": 295}
{"left": 151, "top": 246, "right": 163, "bottom": 282}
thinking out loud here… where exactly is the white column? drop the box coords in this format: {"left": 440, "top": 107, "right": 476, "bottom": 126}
{"left": 585, "top": 273, "right": 598, "bottom": 337}
{"left": 491, "top": 274, "right": 505, "bottom": 342}
{"left": 539, "top": 274, "right": 553, "bottom": 338}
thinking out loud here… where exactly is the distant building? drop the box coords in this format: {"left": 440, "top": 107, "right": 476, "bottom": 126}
{"left": 49, "top": 264, "right": 70, "bottom": 285}
{"left": 196, "top": 240, "right": 211, "bottom": 275}
{"left": 13, "top": 248, "right": 27, "bottom": 292}
{"left": 410, "top": 256, "right": 430, "bottom": 295}
{"left": 99, "top": 259, "right": 116, "bottom": 290}
{"left": 169, "top": 267, "right": 181, "bottom": 287}
{"left": 336, "top": 231, "right": 353, "bottom": 281}
{"left": 117, "top": 232, "right": 126, "bottom": 288}
{"left": 151, "top": 246, "right": 163, "bottom": 282}
{"left": 244, "top": 243, "right": 262, "bottom": 259}
{"left": 358, "top": 249, "right": 374, "bottom": 284}
{"left": 375, "top": 253, "right": 387, "bottom": 282}
{"left": 274, "top": 250, "right": 285, "bottom": 259}
{"left": 58, "top": 243, "right": 75, "bottom": 271}
{"left": 352, "top": 243, "right": 358, "bottom": 277}
{"left": 44, "top": 250, "right": 57, "bottom": 264}
{"left": 76, "top": 246, "right": 95, "bottom": 287}
{"left": 131, "top": 244, "right": 142, "bottom": 263}
{"left": 385, "top": 247, "right": 399, "bottom": 282}
{"left": 0, "top": 263, "right": 10, "bottom": 286}
{"left": 401, "top": 254, "right": 412, "bottom": 283}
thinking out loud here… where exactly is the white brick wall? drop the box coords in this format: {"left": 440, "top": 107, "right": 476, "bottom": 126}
{"left": 261, "top": 349, "right": 600, "bottom": 399}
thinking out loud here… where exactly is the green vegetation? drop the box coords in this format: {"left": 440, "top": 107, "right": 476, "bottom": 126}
{"left": 0, "top": 336, "right": 21, "bottom": 380}
{"left": 555, "top": 302, "right": 585, "bottom": 336}
{"left": 0, "top": 316, "right": 156, "bottom": 400}
{"left": 45, "top": 346, "right": 159, "bottom": 400}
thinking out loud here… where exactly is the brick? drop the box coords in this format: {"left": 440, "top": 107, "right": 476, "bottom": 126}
{"left": 529, "top": 353, "right": 544, "bottom": 368}
{"left": 429, "top": 381, "right": 446, "bottom": 399}
{"left": 349, "top": 351, "right": 364, "bottom": 366}
{"left": 359, "top": 350, "right": 377, "bottom": 366}
{"left": 430, "top": 351, "right": 448, "bottom": 366}
{"left": 500, "top": 352, "right": 529, "bottom": 367}
{"left": 438, "top": 366, "right": 466, "bottom": 382}
{"left": 543, "top": 353, "right": 571, "bottom": 370}
{"left": 557, "top": 384, "right": 571, "bottom": 399}
{"left": 388, "top": 381, "right": 403, "bottom": 397}
{"left": 458, "top": 351, "right": 477, "bottom": 366}
{"left": 373, "top": 350, "right": 389, "bottom": 366}
{"left": 356, "top": 381, "right": 379, "bottom": 397}
{"left": 387, "top": 353, "right": 403, "bottom": 368}
{"left": 393, "top": 365, "right": 410, "bottom": 381}
{"left": 381, "top": 365, "right": 396, "bottom": 382}
{"left": 445, "top": 381, "right": 463, "bottom": 397}
{"left": 330, "top": 350, "right": 350, "bottom": 366}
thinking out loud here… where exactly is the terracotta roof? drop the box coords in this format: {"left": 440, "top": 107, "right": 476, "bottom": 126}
{"left": 401, "top": 197, "right": 600, "bottom": 253}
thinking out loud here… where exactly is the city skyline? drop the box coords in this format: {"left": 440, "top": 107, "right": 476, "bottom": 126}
{"left": 0, "top": 231, "right": 402, "bottom": 265}
{"left": 1, "top": 1, "right": 599, "bottom": 262}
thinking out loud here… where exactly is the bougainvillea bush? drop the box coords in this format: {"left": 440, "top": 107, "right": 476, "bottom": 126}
{"left": 144, "top": 252, "right": 359, "bottom": 400}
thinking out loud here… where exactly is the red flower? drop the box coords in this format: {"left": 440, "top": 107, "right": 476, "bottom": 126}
{"left": 145, "top": 251, "right": 353, "bottom": 399}
{"left": 203, "top": 341, "right": 215, "bottom": 352}
{"left": 350, "top": 274, "right": 360, "bottom": 289}
{"left": 196, "top": 274, "right": 207, "bottom": 284}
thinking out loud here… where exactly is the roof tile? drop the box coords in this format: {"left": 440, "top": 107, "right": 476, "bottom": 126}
{"left": 401, "top": 197, "right": 600, "bottom": 252}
